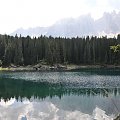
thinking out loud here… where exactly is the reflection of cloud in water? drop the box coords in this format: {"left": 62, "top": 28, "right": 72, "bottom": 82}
{"left": 0, "top": 98, "right": 16, "bottom": 107}
{"left": 0, "top": 98, "right": 113, "bottom": 120}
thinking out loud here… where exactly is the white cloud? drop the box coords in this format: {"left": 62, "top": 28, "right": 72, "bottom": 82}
{"left": 0, "top": 0, "right": 119, "bottom": 34}
{"left": 0, "top": 98, "right": 113, "bottom": 120}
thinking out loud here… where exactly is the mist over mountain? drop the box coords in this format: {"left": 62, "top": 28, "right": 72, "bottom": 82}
{"left": 11, "top": 11, "right": 120, "bottom": 37}
{"left": 11, "top": 27, "right": 48, "bottom": 37}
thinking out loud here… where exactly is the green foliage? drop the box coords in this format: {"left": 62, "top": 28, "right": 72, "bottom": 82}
{"left": 0, "top": 34, "right": 120, "bottom": 66}
{"left": 110, "top": 44, "right": 120, "bottom": 52}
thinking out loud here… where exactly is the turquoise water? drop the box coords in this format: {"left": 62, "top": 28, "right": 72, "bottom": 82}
{"left": 0, "top": 69, "right": 120, "bottom": 120}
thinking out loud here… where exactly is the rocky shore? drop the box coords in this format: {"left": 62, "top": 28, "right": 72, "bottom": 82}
{"left": 0, "top": 64, "right": 120, "bottom": 71}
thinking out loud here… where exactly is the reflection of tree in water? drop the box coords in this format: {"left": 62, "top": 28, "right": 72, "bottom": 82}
{"left": 0, "top": 77, "right": 120, "bottom": 102}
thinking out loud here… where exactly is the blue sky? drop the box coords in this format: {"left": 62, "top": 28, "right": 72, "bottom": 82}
{"left": 0, "top": 0, "right": 120, "bottom": 34}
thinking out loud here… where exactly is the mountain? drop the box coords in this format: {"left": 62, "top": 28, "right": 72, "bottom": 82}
{"left": 46, "top": 14, "right": 96, "bottom": 37}
{"left": 11, "top": 11, "right": 120, "bottom": 37}
{"left": 95, "top": 11, "right": 120, "bottom": 34}
{"left": 11, "top": 27, "right": 48, "bottom": 37}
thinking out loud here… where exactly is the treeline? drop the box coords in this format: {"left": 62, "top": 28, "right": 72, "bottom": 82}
{"left": 0, "top": 34, "right": 120, "bottom": 66}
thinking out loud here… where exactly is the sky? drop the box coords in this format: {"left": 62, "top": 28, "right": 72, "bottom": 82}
{"left": 0, "top": 0, "right": 120, "bottom": 34}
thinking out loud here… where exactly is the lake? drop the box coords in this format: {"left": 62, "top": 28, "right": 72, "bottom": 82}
{"left": 0, "top": 68, "right": 120, "bottom": 120}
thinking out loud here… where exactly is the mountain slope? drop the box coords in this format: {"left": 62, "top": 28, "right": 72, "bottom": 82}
{"left": 11, "top": 11, "right": 120, "bottom": 37}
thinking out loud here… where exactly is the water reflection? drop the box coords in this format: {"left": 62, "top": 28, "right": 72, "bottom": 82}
{"left": 0, "top": 97, "right": 105, "bottom": 120}
{"left": 0, "top": 71, "right": 120, "bottom": 120}
{"left": 0, "top": 76, "right": 120, "bottom": 101}
{"left": 71, "top": 68, "right": 120, "bottom": 76}
{"left": 0, "top": 95, "right": 117, "bottom": 120}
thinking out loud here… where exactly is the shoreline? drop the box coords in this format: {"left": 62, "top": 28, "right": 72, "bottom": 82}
{"left": 0, "top": 64, "right": 120, "bottom": 71}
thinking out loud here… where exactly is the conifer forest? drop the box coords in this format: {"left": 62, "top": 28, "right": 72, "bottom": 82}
{"left": 0, "top": 34, "right": 120, "bottom": 66}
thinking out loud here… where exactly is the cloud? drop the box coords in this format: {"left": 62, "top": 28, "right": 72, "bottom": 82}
{"left": 0, "top": 99, "right": 113, "bottom": 120}
{"left": 108, "top": 0, "right": 120, "bottom": 9}
{"left": 0, "top": 0, "right": 120, "bottom": 34}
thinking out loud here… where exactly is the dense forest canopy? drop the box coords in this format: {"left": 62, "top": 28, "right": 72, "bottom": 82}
{"left": 0, "top": 34, "right": 120, "bottom": 66}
